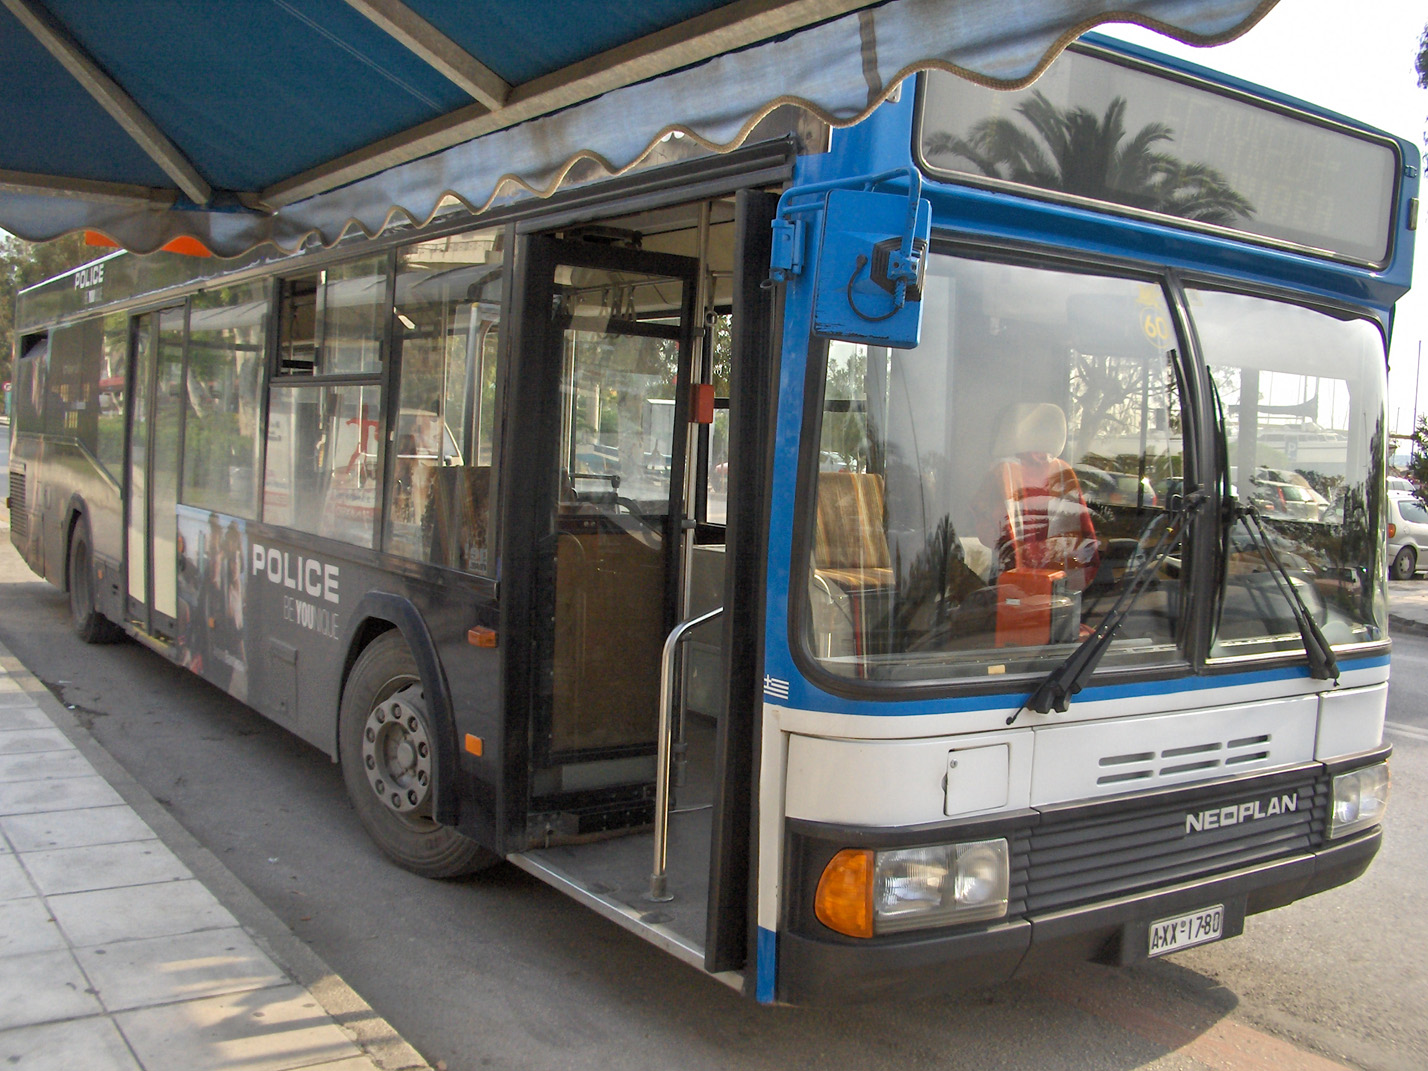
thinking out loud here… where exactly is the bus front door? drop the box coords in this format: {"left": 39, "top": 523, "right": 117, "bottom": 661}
{"left": 508, "top": 236, "right": 700, "bottom": 838}
{"left": 125, "top": 307, "right": 183, "bottom": 637}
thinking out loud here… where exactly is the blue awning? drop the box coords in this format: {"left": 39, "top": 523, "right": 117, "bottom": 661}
{"left": 0, "top": 0, "right": 1277, "bottom": 256}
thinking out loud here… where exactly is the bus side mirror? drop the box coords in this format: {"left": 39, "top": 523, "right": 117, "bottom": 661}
{"left": 812, "top": 188, "right": 931, "bottom": 350}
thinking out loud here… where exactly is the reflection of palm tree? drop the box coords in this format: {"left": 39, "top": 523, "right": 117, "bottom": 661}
{"left": 925, "top": 92, "right": 1254, "bottom": 226}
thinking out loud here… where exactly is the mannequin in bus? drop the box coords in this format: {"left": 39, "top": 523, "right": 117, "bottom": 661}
{"left": 978, "top": 401, "right": 1099, "bottom": 592}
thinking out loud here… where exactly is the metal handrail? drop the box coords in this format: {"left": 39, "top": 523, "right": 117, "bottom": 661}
{"left": 648, "top": 605, "right": 723, "bottom": 902}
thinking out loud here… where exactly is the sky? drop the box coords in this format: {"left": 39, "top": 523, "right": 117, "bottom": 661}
{"left": 1101, "top": 0, "right": 1428, "bottom": 441}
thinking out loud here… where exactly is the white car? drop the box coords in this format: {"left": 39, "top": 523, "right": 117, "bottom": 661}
{"left": 1387, "top": 494, "right": 1428, "bottom": 579}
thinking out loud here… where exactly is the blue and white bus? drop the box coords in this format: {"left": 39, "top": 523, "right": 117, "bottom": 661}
{"left": 9, "top": 31, "right": 1408, "bottom": 1004}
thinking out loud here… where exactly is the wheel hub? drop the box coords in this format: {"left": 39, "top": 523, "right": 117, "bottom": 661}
{"left": 361, "top": 683, "right": 433, "bottom": 814}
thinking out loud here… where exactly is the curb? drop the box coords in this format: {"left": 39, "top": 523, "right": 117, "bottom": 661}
{"left": 1389, "top": 613, "right": 1428, "bottom": 639}
{"left": 0, "top": 637, "right": 433, "bottom": 1071}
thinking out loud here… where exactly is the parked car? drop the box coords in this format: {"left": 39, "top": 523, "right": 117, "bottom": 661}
{"left": 1387, "top": 495, "right": 1428, "bottom": 579}
{"left": 1073, "top": 465, "right": 1158, "bottom": 508}
{"left": 1250, "top": 478, "right": 1325, "bottom": 521}
{"left": 1387, "top": 476, "right": 1414, "bottom": 494}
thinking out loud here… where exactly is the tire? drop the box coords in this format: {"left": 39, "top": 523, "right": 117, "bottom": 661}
{"left": 68, "top": 521, "right": 122, "bottom": 644}
{"left": 338, "top": 631, "right": 497, "bottom": 878}
{"left": 1391, "top": 546, "right": 1417, "bottom": 581}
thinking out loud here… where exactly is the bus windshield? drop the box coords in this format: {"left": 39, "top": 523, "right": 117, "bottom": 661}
{"left": 801, "top": 250, "right": 1386, "bottom": 685}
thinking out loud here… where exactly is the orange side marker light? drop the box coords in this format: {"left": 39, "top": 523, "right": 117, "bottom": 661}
{"left": 464, "top": 734, "right": 484, "bottom": 757}
{"left": 467, "top": 626, "right": 498, "bottom": 648}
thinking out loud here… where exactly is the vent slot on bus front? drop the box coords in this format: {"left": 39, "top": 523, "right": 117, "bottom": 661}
{"left": 1096, "top": 734, "right": 1274, "bottom": 786}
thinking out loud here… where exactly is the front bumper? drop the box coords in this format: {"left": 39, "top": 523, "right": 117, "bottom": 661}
{"left": 776, "top": 755, "right": 1384, "bottom": 1005}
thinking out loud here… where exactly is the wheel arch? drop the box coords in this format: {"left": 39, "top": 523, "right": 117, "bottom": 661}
{"left": 62, "top": 494, "right": 90, "bottom": 592}
{"left": 337, "top": 592, "right": 461, "bottom": 826}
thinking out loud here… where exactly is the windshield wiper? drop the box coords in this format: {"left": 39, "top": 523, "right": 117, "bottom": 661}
{"left": 1230, "top": 499, "right": 1339, "bottom": 683}
{"left": 1012, "top": 491, "right": 1207, "bottom": 723}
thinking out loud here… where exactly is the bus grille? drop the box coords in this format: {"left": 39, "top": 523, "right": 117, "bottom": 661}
{"left": 1018, "top": 769, "right": 1325, "bottom": 915}
{"left": 8, "top": 471, "right": 25, "bottom": 540}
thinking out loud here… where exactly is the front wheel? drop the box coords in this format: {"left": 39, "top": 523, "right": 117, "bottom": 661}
{"left": 68, "top": 522, "right": 121, "bottom": 644}
{"left": 338, "top": 632, "right": 497, "bottom": 878}
{"left": 1391, "top": 546, "right": 1417, "bottom": 581}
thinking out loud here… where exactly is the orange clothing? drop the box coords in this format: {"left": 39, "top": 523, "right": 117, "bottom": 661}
{"left": 981, "top": 452, "right": 1099, "bottom": 591}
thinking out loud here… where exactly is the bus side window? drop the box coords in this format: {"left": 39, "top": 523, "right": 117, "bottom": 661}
{"left": 97, "top": 315, "right": 128, "bottom": 476}
{"left": 12, "top": 334, "right": 48, "bottom": 436}
{"left": 385, "top": 229, "right": 503, "bottom": 573}
{"left": 264, "top": 261, "right": 388, "bottom": 548}
{"left": 183, "top": 281, "right": 267, "bottom": 519}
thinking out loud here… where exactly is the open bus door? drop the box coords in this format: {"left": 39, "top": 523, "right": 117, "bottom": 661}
{"left": 508, "top": 236, "right": 701, "bottom": 828}
{"left": 502, "top": 191, "right": 779, "bottom": 984}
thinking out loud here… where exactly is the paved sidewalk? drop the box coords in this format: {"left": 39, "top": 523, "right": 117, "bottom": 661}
{"left": 0, "top": 644, "right": 431, "bottom": 1071}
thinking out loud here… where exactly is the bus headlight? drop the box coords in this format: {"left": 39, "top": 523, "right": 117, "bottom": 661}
{"left": 815, "top": 839, "right": 1009, "bottom": 938}
{"left": 1329, "top": 763, "right": 1390, "bottom": 839}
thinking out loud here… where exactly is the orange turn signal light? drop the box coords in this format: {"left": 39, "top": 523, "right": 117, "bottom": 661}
{"left": 815, "top": 848, "right": 874, "bottom": 938}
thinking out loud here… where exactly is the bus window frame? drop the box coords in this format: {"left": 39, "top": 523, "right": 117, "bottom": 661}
{"left": 264, "top": 250, "right": 397, "bottom": 552}
{"left": 181, "top": 277, "right": 271, "bottom": 521}
{"left": 384, "top": 226, "right": 510, "bottom": 577}
{"left": 1173, "top": 274, "right": 1393, "bottom": 668}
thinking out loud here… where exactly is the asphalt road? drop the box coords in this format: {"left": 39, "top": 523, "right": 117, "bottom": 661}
{"left": 0, "top": 490, "right": 1422, "bottom": 1066}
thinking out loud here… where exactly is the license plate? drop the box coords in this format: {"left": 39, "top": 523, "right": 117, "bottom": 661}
{"left": 1148, "top": 904, "right": 1223, "bottom": 957}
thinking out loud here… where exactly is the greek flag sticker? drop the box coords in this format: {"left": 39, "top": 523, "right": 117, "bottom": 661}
{"left": 763, "top": 675, "right": 790, "bottom": 700}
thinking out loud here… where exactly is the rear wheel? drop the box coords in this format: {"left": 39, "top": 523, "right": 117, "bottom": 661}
{"left": 68, "top": 522, "right": 121, "bottom": 644}
{"left": 1391, "top": 546, "right": 1417, "bottom": 581}
{"left": 338, "top": 631, "right": 497, "bottom": 878}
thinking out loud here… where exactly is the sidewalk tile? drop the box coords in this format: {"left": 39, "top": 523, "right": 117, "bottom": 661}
{"left": 77, "top": 926, "right": 286, "bottom": 1012}
{"left": 0, "top": 1017, "right": 142, "bottom": 1070}
{"left": 0, "top": 707, "right": 53, "bottom": 731}
{"left": 22, "top": 839, "right": 191, "bottom": 896}
{"left": 2, "top": 804, "right": 155, "bottom": 851}
{"left": 0, "top": 728, "right": 75, "bottom": 757}
{"left": 0, "top": 852, "right": 33, "bottom": 900}
{"left": 0, "top": 774, "right": 125, "bottom": 816}
{"left": 299, "top": 1059, "right": 386, "bottom": 1071}
{"left": 0, "top": 948, "right": 103, "bottom": 1029}
{"left": 0, "top": 684, "right": 41, "bottom": 709}
{"left": 0, "top": 748, "right": 96, "bottom": 783}
{"left": 0, "top": 896, "right": 67, "bottom": 956}
{"left": 48, "top": 878, "right": 235, "bottom": 947}
{"left": 116, "top": 984, "right": 362, "bottom": 1071}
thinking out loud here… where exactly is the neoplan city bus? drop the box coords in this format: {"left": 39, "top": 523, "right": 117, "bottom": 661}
{"left": 8, "top": 36, "right": 1408, "bottom": 1004}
